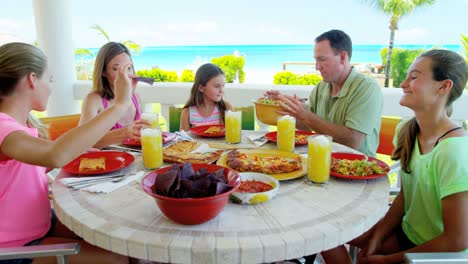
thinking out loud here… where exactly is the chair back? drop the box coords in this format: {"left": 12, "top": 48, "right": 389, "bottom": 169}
{"left": 169, "top": 106, "right": 184, "bottom": 132}
{"left": 377, "top": 116, "right": 401, "bottom": 156}
{"left": 235, "top": 106, "right": 255, "bottom": 130}
{"left": 40, "top": 114, "right": 81, "bottom": 140}
{"left": 169, "top": 105, "right": 256, "bottom": 132}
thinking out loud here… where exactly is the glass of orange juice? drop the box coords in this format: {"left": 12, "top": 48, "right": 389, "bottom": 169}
{"left": 277, "top": 115, "right": 296, "bottom": 152}
{"left": 141, "top": 127, "right": 163, "bottom": 170}
{"left": 225, "top": 110, "right": 242, "bottom": 144}
{"left": 306, "top": 134, "right": 332, "bottom": 184}
{"left": 141, "top": 112, "right": 159, "bottom": 128}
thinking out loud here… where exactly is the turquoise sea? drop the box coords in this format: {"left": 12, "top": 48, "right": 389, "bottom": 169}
{"left": 76, "top": 44, "right": 462, "bottom": 73}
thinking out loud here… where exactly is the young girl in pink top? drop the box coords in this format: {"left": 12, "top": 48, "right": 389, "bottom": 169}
{"left": 80, "top": 42, "right": 150, "bottom": 148}
{"left": 179, "top": 63, "right": 233, "bottom": 131}
{"left": 0, "top": 42, "right": 132, "bottom": 263}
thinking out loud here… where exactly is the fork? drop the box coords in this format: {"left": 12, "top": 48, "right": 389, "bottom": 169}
{"left": 66, "top": 175, "right": 127, "bottom": 189}
{"left": 251, "top": 136, "right": 266, "bottom": 142}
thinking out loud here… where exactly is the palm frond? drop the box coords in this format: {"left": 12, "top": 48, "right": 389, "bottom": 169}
{"left": 90, "top": 24, "right": 110, "bottom": 42}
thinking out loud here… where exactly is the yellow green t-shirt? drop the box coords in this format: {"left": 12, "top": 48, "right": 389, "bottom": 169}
{"left": 394, "top": 127, "right": 468, "bottom": 246}
{"left": 309, "top": 67, "right": 383, "bottom": 157}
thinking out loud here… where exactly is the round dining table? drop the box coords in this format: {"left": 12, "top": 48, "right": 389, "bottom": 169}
{"left": 52, "top": 131, "right": 389, "bottom": 264}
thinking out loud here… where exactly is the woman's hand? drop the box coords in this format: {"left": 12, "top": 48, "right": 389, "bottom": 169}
{"left": 358, "top": 254, "right": 388, "bottom": 264}
{"left": 125, "top": 119, "right": 152, "bottom": 140}
{"left": 114, "top": 63, "right": 133, "bottom": 107}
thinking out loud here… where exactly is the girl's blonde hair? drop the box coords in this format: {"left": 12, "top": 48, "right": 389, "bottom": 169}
{"left": 392, "top": 49, "right": 468, "bottom": 173}
{"left": 0, "top": 42, "right": 49, "bottom": 138}
{"left": 92, "top": 42, "right": 134, "bottom": 100}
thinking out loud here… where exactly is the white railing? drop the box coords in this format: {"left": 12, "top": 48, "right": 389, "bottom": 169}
{"left": 74, "top": 81, "right": 468, "bottom": 125}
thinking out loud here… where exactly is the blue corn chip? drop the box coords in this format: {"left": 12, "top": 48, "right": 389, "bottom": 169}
{"left": 153, "top": 162, "right": 233, "bottom": 198}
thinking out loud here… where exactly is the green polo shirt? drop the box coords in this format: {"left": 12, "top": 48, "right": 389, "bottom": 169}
{"left": 308, "top": 67, "right": 383, "bottom": 156}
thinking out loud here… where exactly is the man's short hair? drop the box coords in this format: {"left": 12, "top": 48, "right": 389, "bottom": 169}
{"left": 315, "top": 29, "right": 352, "bottom": 59}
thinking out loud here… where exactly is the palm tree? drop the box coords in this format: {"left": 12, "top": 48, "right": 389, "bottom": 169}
{"left": 90, "top": 24, "right": 142, "bottom": 55}
{"left": 364, "top": 0, "right": 436, "bottom": 87}
{"left": 462, "top": 34, "right": 468, "bottom": 62}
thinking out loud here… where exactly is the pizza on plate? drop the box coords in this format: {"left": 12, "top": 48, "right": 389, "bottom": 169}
{"left": 225, "top": 150, "right": 302, "bottom": 174}
{"left": 163, "top": 140, "right": 223, "bottom": 164}
{"left": 204, "top": 126, "right": 225, "bottom": 135}
{"left": 78, "top": 157, "right": 106, "bottom": 173}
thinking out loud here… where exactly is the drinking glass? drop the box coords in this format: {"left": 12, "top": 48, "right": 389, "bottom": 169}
{"left": 277, "top": 115, "right": 296, "bottom": 152}
{"left": 306, "top": 135, "right": 332, "bottom": 184}
{"left": 141, "top": 112, "right": 159, "bottom": 128}
{"left": 141, "top": 127, "right": 163, "bottom": 170}
{"left": 225, "top": 110, "right": 242, "bottom": 144}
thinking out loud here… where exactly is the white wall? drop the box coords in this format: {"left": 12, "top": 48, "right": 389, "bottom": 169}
{"left": 73, "top": 81, "right": 468, "bottom": 122}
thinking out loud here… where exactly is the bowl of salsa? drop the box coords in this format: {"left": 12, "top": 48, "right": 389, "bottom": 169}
{"left": 230, "top": 172, "right": 280, "bottom": 204}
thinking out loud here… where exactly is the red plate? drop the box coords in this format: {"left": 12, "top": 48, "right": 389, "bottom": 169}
{"left": 190, "top": 124, "right": 225, "bottom": 138}
{"left": 265, "top": 130, "right": 315, "bottom": 145}
{"left": 122, "top": 132, "right": 176, "bottom": 146}
{"left": 62, "top": 151, "right": 135, "bottom": 176}
{"left": 330, "top": 152, "right": 390, "bottom": 180}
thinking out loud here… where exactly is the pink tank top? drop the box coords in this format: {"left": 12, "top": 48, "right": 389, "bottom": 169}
{"left": 189, "top": 105, "right": 221, "bottom": 127}
{"left": 101, "top": 93, "right": 141, "bottom": 130}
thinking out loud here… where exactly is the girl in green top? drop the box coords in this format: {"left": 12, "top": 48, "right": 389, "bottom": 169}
{"left": 321, "top": 49, "right": 468, "bottom": 263}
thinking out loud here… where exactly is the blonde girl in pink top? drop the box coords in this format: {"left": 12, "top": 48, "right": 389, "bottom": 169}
{"left": 0, "top": 42, "right": 132, "bottom": 263}
{"left": 179, "top": 63, "right": 233, "bottom": 131}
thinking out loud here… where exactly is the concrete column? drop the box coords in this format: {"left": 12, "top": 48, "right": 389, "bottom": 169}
{"left": 33, "top": 0, "right": 79, "bottom": 116}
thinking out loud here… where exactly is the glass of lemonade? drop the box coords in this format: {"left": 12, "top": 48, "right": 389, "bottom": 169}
{"left": 141, "top": 112, "right": 159, "bottom": 128}
{"left": 225, "top": 110, "right": 242, "bottom": 144}
{"left": 141, "top": 127, "right": 163, "bottom": 170}
{"left": 277, "top": 115, "right": 296, "bottom": 152}
{"left": 306, "top": 134, "right": 332, "bottom": 184}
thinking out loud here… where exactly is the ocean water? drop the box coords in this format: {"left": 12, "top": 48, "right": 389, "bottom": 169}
{"left": 76, "top": 44, "right": 462, "bottom": 74}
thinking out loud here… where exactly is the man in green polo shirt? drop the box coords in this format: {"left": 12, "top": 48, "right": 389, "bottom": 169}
{"left": 272, "top": 29, "right": 383, "bottom": 157}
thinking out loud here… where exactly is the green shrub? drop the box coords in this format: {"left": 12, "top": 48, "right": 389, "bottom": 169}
{"left": 381, "top": 48, "right": 426, "bottom": 87}
{"left": 211, "top": 55, "right": 245, "bottom": 83}
{"left": 136, "top": 68, "right": 178, "bottom": 82}
{"left": 391, "top": 48, "right": 425, "bottom": 87}
{"left": 180, "top": 69, "right": 194, "bottom": 82}
{"left": 273, "top": 71, "right": 322, "bottom": 85}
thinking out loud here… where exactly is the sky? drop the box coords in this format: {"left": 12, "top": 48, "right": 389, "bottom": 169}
{"left": 0, "top": 0, "right": 467, "bottom": 48}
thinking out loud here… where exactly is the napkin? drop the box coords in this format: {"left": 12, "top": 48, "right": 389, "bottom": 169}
{"left": 247, "top": 134, "right": 268, "bottom": 147}
{"left": 175, "top": 130, "right": 195, "bottom": 141}
{"left": 61, "top": 171, "right": 145, "bottom": 194}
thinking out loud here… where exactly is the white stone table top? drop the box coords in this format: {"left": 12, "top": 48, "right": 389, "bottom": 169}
{"left": 52, "top": 131, "right": 389, "bottom": 264}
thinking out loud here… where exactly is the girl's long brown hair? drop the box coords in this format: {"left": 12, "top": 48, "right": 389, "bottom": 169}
{"left": 391, "top": 49, "right": 468, "bottom": 173}
{"left": 92, "top": 42, "right": 133, "bottom": 100}
{"left": 183, "top": 63, "right": 228, "bottom": 123}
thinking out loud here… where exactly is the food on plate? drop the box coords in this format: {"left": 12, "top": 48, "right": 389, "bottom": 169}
{"left": 256, "top": 98, "right": 279, "bottom": 105}
{"left": 78, "top": 157, "right": 106, "bottom": 173}
{"left": 331, "top": 157, "right": 386, "bottom": 176}
{"left": 226, "top": 150, "right": 302, "bottom": 174}
{"left": 295, "top": 134, "right": 309, "bottom": 144}
{"left": 163, "top": 140, "right": 223, "bottom": 164}
{"left": 153, "top": 162, "right": 233, "bottom": 198}
{"left": 238, "top": 180, "right": 274, "bottom": 193}
{"left": 204, "top": 126, "right": 225, "bottom": 135}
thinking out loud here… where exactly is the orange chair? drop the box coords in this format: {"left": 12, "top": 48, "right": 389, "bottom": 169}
{"left": 377, "top": 116, "right": 401, "bottom": 156}
{"left": 40, "top": 114, "right": 81, "bottom": 140}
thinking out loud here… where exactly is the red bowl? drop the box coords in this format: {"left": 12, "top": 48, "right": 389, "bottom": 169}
{"left": 142, "top": 164, "right": 241, "bottom": 225}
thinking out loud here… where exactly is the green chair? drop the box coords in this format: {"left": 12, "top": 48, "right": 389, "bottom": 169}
{"left": 235, "top": 106, "right": 255, "bottom": 130}
{"left": 169, "top": 105, "right": 184, "bottom": 132}
{"left": 169, "top": 105, "right": 255, "bottom": 132}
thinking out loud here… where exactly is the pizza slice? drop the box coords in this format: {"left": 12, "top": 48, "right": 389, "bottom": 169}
{"left": 78, "top": 157, "right": 106, "bottom": 173}
{"left": 226, "top": 150, "right": 302, "bottom": 174}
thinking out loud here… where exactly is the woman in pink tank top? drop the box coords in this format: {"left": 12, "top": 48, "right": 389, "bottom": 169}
{"left": 180, "top": 63, "right": 234, "bottom": 131}
{"left": 0, "top": 42, "right": 132, "bottom": 263}
{"left": 79, "top": 42, "right": 150, "bottom": 148}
